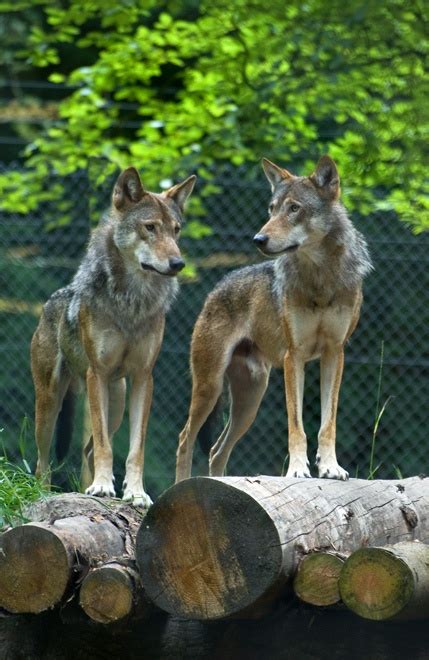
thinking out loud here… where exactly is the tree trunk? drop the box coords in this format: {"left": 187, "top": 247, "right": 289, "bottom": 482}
{"left": 339, "top": 541, "right": 429, "bottom": 620}
{"left": 136, "top": 475, "right": 429, "bottom": 620}
{"left": 0, "top": 493, "right": 145, "bottom": 614}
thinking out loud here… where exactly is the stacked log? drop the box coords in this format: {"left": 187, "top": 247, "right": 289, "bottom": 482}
{"left": 79, "top": 562, "right": 151, "bottom": 624}
{"left": 293, "top": 551, "right": 346, "bottom": 606}
{"left": 0, "top": 493, "right": 146, "bottom": 620}
{"left": 136, "top": 475, "right": 429, "bottom": 619}
{"left": 339, "top": 541, "right": 429, "bottom": 620}
{"left": 1, "top": 476, "right": 429, "bottom": 658}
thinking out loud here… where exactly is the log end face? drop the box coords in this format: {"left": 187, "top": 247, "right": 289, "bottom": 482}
{"left": 339, "top": 548, "right": 414, "bottom": 620}
{"left": 79, "top": 566, "right": 133, "bottom": 624}
{"left": 136, "top": 477, "right": 282, "bottom": 620}
{"left": 0, "top": 524, "right": 70, "bottom": 613}
{"left": 294, "top": 553, "right": 344, "bottom": 606}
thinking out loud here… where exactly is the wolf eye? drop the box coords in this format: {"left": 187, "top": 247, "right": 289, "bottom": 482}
{"left": 268, "top": 203, "right": 275, "bottom": 214}
{"left": 290, "top": 204, "right": 300, "bottom": 213}
{"left": 145, "top": 223, "right": 155, "bottom": 232}
{"left": 174, "top": 225, "right": 181, "bottom": 234}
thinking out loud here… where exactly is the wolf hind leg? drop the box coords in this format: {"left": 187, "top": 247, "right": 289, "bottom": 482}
{"left": 176, "top": 378, "right": 224, "bottom": 482}
{"left": 34, "top": 364, "right": 70, "bottom": 486}
{"left": 176, "top": 323, "right": 247, "bottom": 483}
{"left": 81, "top": 396, "right": 94, "bottom": 492}
{"left": 108, "top": 378, "right": 126, "bottom": 437}
{"left": 209, "top": 349, "right": 270, "bottom": 477}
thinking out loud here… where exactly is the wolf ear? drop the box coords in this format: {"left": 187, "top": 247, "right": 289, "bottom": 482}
{"left": 164, "top": 175, "right": 197, "bottom": 211}
{"left": 310, "top": 156, "right": 340, "bottom": 200}
{"left": 112, "top": 167, "right": 145, "bottom": 211}
{"left": 262, "top": 158, "right": 294, "bottom": 191}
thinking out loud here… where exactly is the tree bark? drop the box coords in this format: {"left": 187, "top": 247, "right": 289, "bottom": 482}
{"left": 0, "top": 493, "right": 145, "bottom": 614}
{"left": 339, "top": 541, "right": 429, "bottom": 620}
{"left": 136, "top": 475, "right": 429, "bottom": 620}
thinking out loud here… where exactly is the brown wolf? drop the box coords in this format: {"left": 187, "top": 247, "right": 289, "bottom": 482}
{"left": 31, "top": 167, "right": 196, "bottom": 505}
{"left": 176, "top": 156, "right": 372, "bottom": 482}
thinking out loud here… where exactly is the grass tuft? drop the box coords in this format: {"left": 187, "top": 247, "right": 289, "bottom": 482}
{"left": 368, "top": 340, "right": 395, "bottom": 480}
{"left": 0, "top": 457, "right": 51, "bottom": 528}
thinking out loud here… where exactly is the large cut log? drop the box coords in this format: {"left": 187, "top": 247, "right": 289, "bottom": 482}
{"left": 136, "top": 475, "right": 429, "bottom": 620}
{"left": 0, "top": 493, "right": 145, "bottom": 614}
{"left": 339, "top": 541, "right": 429, "bottom": 620}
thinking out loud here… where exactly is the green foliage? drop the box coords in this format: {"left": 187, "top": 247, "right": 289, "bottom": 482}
{"left": 0, "top": 456, "right": 50, "bottom": 528}
{"left": 0, "top": 414, "right": 51, "bottom": 528}
{"left": 368, "top": 341, "right": 395, "bottom": 480}
{"left": 1, "top": 0, "right": 428, "bottom": 230}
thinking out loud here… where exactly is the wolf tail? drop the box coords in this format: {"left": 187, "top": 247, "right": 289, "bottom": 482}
{"left": 55, "top": 389, "right": 75, "bottom": 462}
{"left": 198, "top": 392, "right": 225, "bottom": 455}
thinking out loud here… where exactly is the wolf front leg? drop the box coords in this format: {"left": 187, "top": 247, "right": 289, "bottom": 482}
{"left": 284, "top": 349, "right": 311, "bottom": 478}
{"left": 85, "top": 367, "right": 116, "bottom": 497}
{"left": 122, "top": 371, "right": 154, "bottom": 507}
{"left": 80, "top": 379, "right": 126, "bottom": 492}
{"left": 316, "top": 346, "right": 349, "bottom": 480}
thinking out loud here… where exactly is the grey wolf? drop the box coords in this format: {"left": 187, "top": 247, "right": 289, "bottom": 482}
{"left": 31, "top": 167, "right": 196, "bottom": 505}
{"left": 176, "top": 156, "right": 372, "bottom": 482}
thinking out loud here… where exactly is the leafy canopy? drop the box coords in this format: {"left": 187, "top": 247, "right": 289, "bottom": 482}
{"left": 0, "top": 0, "right": 428, "bottom": 230}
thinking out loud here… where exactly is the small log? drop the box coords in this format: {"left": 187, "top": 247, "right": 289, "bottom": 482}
{"left": 0, "top": 493, "right": 144, "bottom": 614}
{"left": 293, "top": 552, "right": 346, "bottom": 606}
{"left": 339, "top": 541, "right": 429, "bottom": 620}
{"left": 79, "top": 562, "right": 150, "bottom": 624}
{"left": 136, "top": 475, "right": 429, "bottom": 620}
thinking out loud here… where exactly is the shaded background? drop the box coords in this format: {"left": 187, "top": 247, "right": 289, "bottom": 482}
{"left": 1, "top": 164, "right": 428, "bottom": 497}
{"left": 0, "top": 0, "right": 428, "bottom": 497}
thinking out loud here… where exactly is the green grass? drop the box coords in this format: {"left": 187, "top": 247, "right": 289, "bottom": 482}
{"left": 368, "top": 340, "right": 395, "bottom": 479}
{"left": 0, "top": 456, "right": 51, "bottom": 528}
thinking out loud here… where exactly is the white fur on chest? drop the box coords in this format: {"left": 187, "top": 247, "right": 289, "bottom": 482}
{"left": 91, "top": 327, "right": 161, "bottom": 378}
{"left": 287, "top": 304, "right": 354, "bottom": 360}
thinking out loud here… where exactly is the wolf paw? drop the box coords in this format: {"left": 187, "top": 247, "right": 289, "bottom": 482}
{"left": 122, "top": 478, "right": 153, "bottom": 509}
{"left": 85, "top": 479, "right": 116, "bottom": 498}
{"left": 285, "top": 458, "right": 311, "bottom": 479}
{"left": 317, "top": 461, "right": 349, "bottom": 480}
{"left": 122, "top": 485, "right": 153, "bottom": 508}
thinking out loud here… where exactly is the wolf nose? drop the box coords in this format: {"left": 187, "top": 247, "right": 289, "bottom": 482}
{"left": 253, "top": 233, "right": 269, "bottom": 247}
{"left": 168, "top": 256, "right": 185, "bottom": 273}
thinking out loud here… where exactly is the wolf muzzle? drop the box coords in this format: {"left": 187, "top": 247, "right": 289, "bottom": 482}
{"left": 140, "top": 257, "right": 185, "bottom": 276}
{"left": 168, "top": 257, "right": 185, "bottom": 273}
{"left": 253, "top": 233, "right": 269, "bottom": 248}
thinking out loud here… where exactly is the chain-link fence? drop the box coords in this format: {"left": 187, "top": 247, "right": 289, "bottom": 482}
{"left": 1, "top": 165, "right": 428, "bottom": 497}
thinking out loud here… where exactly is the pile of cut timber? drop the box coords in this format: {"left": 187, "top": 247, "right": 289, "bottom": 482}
{"left": 0, "top": 493, "right": 150, "bottom": 623}
{"left": 1, "top": 476, "right": 429, "bottom": 659}
{"left": 136, "top": 475, "right": 429, "bottom": 621}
